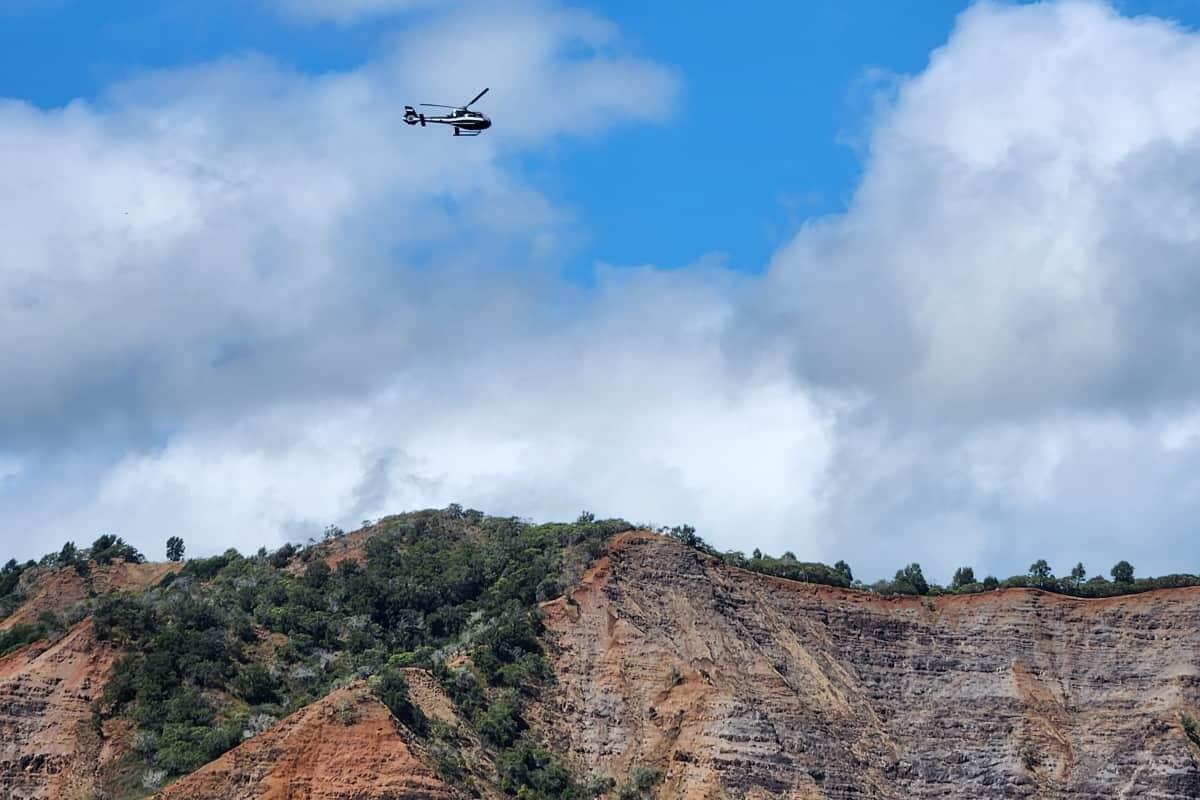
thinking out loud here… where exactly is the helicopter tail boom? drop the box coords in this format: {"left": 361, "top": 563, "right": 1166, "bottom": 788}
{"left": 403, "top": 106, "right": 427, "bottom": 127}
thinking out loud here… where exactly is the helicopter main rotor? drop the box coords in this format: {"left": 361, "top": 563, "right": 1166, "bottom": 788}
{"left": 419, "top": 87, "right": 490, "bottom": 113}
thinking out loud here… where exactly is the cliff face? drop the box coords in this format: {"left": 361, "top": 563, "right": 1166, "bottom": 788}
{"left": 154, "top": 681, "right": 458, "bottom": 800}
{"left": 0, "top": 620, "right": 114, "bottom": 800}
{"left": 539, "top": 532, "right": 1200, "bottom": 799}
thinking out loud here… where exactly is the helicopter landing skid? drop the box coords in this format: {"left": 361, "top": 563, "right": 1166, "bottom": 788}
{"left": 453, "top": 128, "right": 482, "bottom": 137}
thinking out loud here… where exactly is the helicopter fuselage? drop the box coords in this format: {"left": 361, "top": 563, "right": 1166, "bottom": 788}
{"left": 404, "top": 106, "right": 491, "bottom": 134}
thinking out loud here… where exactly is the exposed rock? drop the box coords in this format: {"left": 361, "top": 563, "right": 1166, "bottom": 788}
{"left": 0, "top": 619, "right": 115, "bottom": 800}
{"left": 153, "top": 681, "right": 459, "bottom": 800}
{"left": 539, "top": 532, "right": 1200, "bottom": 799}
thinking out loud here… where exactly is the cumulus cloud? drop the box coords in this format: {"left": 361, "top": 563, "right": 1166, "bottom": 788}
{"left": 741, "top": 0, "right": 1200, "bottom": 578}
{"left": 752, "top": 0, "right": 1200, "bottom": 426}
{"left": 7, "top": 0, "right": 1200, "bottom": 585}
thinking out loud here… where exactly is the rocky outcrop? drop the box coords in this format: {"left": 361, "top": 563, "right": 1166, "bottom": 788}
{"left": 153, "top": 681, "right": 459, "bottom": 800}
{"left": 539, "top": 532, "right": 1200, "bottom": 799}
{"left": 0, "top": 619, "right": 115, "bottom": 800}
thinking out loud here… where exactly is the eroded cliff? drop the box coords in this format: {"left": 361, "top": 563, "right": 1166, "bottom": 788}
{"left": 539, "top": 532, "right": 1200, "bottom": 798}
{"left": 0, "top": 620, "right": 114, "bottom": 800}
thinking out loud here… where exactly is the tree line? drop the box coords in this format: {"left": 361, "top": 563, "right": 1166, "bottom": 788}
{"left": 663, "top": 526, "right": 1199, "bottom": 598}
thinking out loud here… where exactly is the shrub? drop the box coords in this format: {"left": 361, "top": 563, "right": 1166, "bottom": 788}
{"left": 373, "top": 666, "right": 426, "bottom": 734}
{"left": 618, "top": 764, "right": 664, "bottom": 800}
{"left": 496, "top": 738, "right": 583, "bottom": 799}
{"left": 0, "top": 623, "right": 44, "bottom": 657}
{"left": 91, "top": 534, "right": 144, "bottom": 565}
{"left": 1182, "top": 713, "right": 1200, "bottom": 748}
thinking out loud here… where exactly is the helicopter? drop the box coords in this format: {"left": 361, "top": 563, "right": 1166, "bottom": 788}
{"left": 404, "top": 88, "right": 492, "bottom": 136}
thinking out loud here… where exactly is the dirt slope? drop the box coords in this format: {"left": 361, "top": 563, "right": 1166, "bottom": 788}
{"left": 154, "top": 680, "right": 458, "bottom": 800}
{"left": 1, "top": 561, "right": 180, "bottom": 632}
{"left": 538, "top": 532, "right": 1200, "bottom": 799}
{"left": 0, "top": 619, "right": 115, "bottom": 800}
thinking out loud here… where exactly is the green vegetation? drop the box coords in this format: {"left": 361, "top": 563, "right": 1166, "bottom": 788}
{"left": 673, "top": 528, "right": 852, "bottom": 589}
{"left": 891, "top": 563, "right": 930, "bottom": 596}
{"left": 0, "top": 622, "right": 45, "bottom": 657}
{"left": 1111, "top": 560, "right": 1134, "bottom": 584}
{"left": 1182, "top": 713, "right": 1200, "bottom": 748}
{"left": 84, "top": 508, "right": 632, "bottom": 797}
{"left": 617, "top": 764, "right": 664, "bottom": 800}
{"left": 371, "top": 666, "right": 426, "bottom": 733}
{"left": 90, "top": 534, "right": 144, "bottom": 565}
{"left": 166, "top": 536, "right": 185, "bottom": 562}
{"left": 663, "top": 526, "right": 1200, "bottom": 601}
{"left": 0, "top": 557, "right": 36, "bottom": 621}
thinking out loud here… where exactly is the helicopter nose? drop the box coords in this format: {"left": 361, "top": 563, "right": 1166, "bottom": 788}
{"left": 481, "top": 117, "right": 492, "bottom": 129}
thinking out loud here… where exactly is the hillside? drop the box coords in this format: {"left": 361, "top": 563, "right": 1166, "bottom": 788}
{"left": 0, "top": 510, "right": 1198, "bottom": 798}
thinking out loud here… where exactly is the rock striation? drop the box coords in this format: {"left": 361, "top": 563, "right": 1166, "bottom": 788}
{"left": 0, "top": 620, "right": 114, "bottom": 800}
{"left": 539, "top": 532, "right": 1200, "bottom": 798}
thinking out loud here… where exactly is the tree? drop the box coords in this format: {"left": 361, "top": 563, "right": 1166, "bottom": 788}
{"left": 59, "top": 541, "right": 78, "bottom": 566}
{"left": 833, "top": 560, "right": 853, "bottom": 583}
{"left": 894, "top": 563, "right": 929, "bottom": 596}
{"left": 951, "top": 566, "right": 975, "bottom": 588}
{"left": 982, "top": 575, "right": 1000, "bottom": 590}
{"left": 782, "top": 551, "right": 797, "bottom": 561}
{"left": 666, "top": 525, "right": 710, "bottom": 553}
{"left": 1069, "top": 562, "right": 1086, "bottom": 587}
{"left": 1029, "top": 560, "right": 1052, "bottom": 580}
{"left": 1111, "top": 560, "right": 1135, "bottom": 584}
{"left": 166, "top": 536, "right": 185, "bottom": 562}
{"left": 752, "top": 548, "right": 762, "bottom": 560}
{"left": 91, "top": 534, "right": 143, "bottom": 565}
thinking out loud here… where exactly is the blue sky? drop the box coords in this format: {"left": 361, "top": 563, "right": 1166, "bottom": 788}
{"left": 6, "top": 0, "right": 1200, "bottom": 583}
{"left": 2, "top": 1, "right": 958, "bottom": 276}
{"left": 3, "top": 0, "right": 1197, "bottom": 274}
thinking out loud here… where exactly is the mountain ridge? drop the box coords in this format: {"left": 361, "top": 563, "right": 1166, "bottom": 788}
{"left": 0, "top": 514, "right": 1198, "bottom": 798}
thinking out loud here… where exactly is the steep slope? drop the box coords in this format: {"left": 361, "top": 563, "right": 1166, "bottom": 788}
{"left": 539, "top": 532, "right": 1200, "bottom": 798}
{"left": 0, "top": 619, "right": 115, "bottom": 800}
{"left": 1, "top": 561, "right": 180, "bottom": 632}
{"left": 154, "top": 680, "right": 458, "bottom": 800}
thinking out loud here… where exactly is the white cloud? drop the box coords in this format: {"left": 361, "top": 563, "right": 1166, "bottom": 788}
{"left": 752, "top": 0, "right": 1200, "bottom": 426}
{"left": 737, "top": 0, "right": 1200, "bottom": 579}
{"left": 7, "top": 0, "right": 1200, "bottom": 587}
{"left": 47, "top": 269, "right": 832, "bottom": 562}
